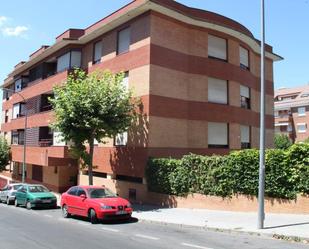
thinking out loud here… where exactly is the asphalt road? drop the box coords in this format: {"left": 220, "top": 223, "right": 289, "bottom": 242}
{"left": 0, "top": 203, "right": 307, "bottom": 249}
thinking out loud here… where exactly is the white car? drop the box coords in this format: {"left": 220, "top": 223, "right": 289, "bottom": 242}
{"left": 0, "top": 183, "right": 24, "bottom": 205}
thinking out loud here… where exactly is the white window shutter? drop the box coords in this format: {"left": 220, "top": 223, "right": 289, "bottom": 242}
{"left": 12, "top": 104, "right": 20, "bottom": 119}
{"left": 208, "top": 35, "right": 227, "bottom": 60}
{"left": 241, "top": 125, "right": 250, "bottom": 143}
{"left": 57, "top": 52, "right": 70, "bottom": 72}
{"left": 208, "top": 122, "right": 228, "bottom": 145}
{"left": 94, "top": 41, "right": 102, "bottom": 63}
{"left": 118, "top": 27, "right": 130, "bottom": 54}
{"left": 240, "top": 85, "right": 250, "bottom": 98}
{"left": 240, "top": 46, "right": 249, "bottom": 67}
{"left": 70, "top": 51, "right": 81, "bottom": 69}
{"left": 208, "top": 77, "right": 228, "bottom": 104}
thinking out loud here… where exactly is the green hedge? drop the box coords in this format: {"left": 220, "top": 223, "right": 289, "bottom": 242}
{"left": 145, "top": 143, "right": 309, "bottom": 199}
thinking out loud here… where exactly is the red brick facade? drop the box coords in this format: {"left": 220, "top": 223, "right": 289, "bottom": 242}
{"left": 1, "top": 0, "right": 280, "bottom": 194}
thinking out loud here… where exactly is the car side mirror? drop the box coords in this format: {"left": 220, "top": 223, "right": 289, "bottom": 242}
{"left": 80, "top": 194, "right": 86, "bottom": 199}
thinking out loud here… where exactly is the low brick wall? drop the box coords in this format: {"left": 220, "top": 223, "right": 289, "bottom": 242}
{"left": 144, "top": 192, "right": 309, "bottom": 214}
{"left": 79, "top": 174, "right": 309, "bottom": 214}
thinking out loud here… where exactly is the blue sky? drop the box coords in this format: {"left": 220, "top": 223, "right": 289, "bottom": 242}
{"left": 0, "top": 0, "right": 308, "bottom": 90}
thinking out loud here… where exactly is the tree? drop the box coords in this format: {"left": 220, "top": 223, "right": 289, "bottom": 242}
{"left": 274, "top": 134, "right": 293, "bottom": 150}
{"left": 0, "top": 137, "right": 10, "bottom": 172}
{"left": 50, "top": 69, "right": 138, "bottom": 185}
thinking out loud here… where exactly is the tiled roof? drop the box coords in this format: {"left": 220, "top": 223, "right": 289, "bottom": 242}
{"left": 274, "top": 85, "right": 309, "bottom": 110}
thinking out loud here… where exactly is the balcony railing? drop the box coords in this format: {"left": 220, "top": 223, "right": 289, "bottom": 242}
{"left": 38, "top": 139, "right": 53, "bottom": 147}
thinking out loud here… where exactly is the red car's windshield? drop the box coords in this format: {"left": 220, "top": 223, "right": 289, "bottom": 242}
{"left": 87, "top": 188, "right": 117, "bottom": 198}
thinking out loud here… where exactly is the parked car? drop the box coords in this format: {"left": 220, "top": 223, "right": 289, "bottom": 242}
{"left": 15, "top": 184, "right": 57, "bottom": 210}
{"left": 0, "top": 183, "right": 24, "bottom": 205}
{"left": 61, "top": 185, "right": 133, "bottom": 224}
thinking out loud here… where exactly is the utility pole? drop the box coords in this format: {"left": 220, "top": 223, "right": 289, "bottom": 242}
{"left": 258, "top": 0, "right": 266, "bottom": 229}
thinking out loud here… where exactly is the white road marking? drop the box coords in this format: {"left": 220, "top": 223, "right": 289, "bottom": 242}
{"left": 101, "top": 227, "right": 120, "bottom": 232}
{"left": 44, "top": 214, "right": 52, "bottom": 218}
{"left": 135, "top": 234, "right": 160, "bottom": 240}
{"left": 181, "top": 242, "right": 213, "bottom": 249}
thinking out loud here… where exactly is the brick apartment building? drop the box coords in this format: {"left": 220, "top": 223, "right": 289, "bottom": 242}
{"left": 0, "top": 0, "right": 281, "bottom": 197}
{"left": 274, "top": 85, "right": 309, "bottom": 142}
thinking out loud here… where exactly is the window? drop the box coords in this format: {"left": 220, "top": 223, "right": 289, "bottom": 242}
{"left": 239, "top": 46, "right": 249, "bottom": 69}
{"left": 56, "top": 50, "right": 81, "bottom": 72}
{"left": 240, "top": 85, "right": 250, "bottom": 109}
{"left": 241, "top": 125, "right": 251, "bottom": 149}
{"left": 208, "top": 34, "right": 227, "bottom": 61}
{"left": 14, "top": 77, "right": 28, "bottom": 92}
{"left": 274, "top": 111, "right": 279, "bottom": 118}
{"left": 208, "top": 122, "right": 228, "bottom": 148}
{"left": 115, "top": 132, "right": 128, "bottom": 146}
{"left": 93, "top": 41, "right": 102, "bottom": 64}
{"left": 122, "top": 72, "right": 129, "bottom": 91}
{"left": 11, "top": 130, "right": 24, "bottom": 145}
{"left": 77, "top": 188, "right": 86, "bottom": 197}
{"left": 67, "top": 187, "right": 78, "bottom": 196}
{"left": 15, "top": 79, "right": 22, "bottom": 92}
{"left": 12, "top": 131, "right": 19, "bottom": 145}
{"left": 297, "top": 123, "right": 307, "bottom": 133}
{"left": 301, "top": 93, "right": 309, "bottom": 98}
{"left": 117, "top": 27, "right": 130, "bottom": 54}
{"left": 208, "top": 77, "right": 228, "bottom": 104}
{"left": 298, "top": 107, "right": 306, "bottom": 116}
{"left": 12, "top": 103, "right": 25, "bottom": 119}
{"left": 5, "top": 110, "right": 9, "bottom": 123}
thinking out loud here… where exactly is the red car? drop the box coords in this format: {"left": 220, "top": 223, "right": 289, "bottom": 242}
{"left": 61, "top": 185, "right": 133, "bottom": 224}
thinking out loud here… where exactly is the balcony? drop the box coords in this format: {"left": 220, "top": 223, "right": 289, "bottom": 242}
{"left": 11, "top": 145, "right": 77, "bottom": 167}
{"left": 2, "top": 70, "right": 68, "bottom": 111}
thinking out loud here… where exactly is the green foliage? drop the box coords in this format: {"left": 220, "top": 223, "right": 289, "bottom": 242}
{"left": 265, "top": 149, "right": 295, "bottom": 199}
{"left": 145, "top": 158, "right": 180, "bottom": 194}
{"left": 50, "top": 69, "right": 138, "bottom": 184}
{"left": 0, "top": 137, "right": 10, "bottom": 172}
{"left": 287, "top": 143, "right": 309, "bottom": 194}
{"left": 146, "top": 143, "right": 309, "bottom": 199}
{"left": 274, "top": 134, "right": 292, "bottom": 149}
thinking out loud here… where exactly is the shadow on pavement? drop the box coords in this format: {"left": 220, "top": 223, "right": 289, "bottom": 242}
{"left": 264, "top": 222, "right": 309, "bottom": 229}
{"left": 132, "top": 204, "right": 168, "bottom": 213}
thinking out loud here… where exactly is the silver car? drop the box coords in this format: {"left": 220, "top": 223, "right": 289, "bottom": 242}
{"left": 0, "top": 183, "right": 24, "bottom": 205}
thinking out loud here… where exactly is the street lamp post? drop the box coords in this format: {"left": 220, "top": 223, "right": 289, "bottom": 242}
{"left": 2, "top": 88, "right": 27, "bottom": 183}
{"left": 258, "top": 0, "right": 266, "bottom": 229}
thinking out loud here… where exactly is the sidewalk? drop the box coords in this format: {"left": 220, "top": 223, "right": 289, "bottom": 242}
{"left": 132, "top": 204, "right": 309, "bottom": 240}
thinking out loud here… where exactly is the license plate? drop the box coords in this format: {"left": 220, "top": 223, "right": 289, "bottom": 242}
{"left": 116, "top": 210, "right": 127, "bottom": 215}
{"left": 42, "top": 199, "right": 51, "bottom": 203}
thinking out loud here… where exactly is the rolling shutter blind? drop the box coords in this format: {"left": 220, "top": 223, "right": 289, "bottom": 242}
{"left": 208, "top": 77, "right": 228, "bottom": 104}
{"left": 57, "top": 52, "right": 70, "bottom": 72}
{"left": 241, "top": 125, "right": 250, "bottom": 143}
{"left": 208, "top": 122, "right": 228, "bottom": 145}
{"left": 240, "top": 85, "right": 250, "bottom": 98}
{"left": 94, "top": 41, "right": 102, "bottom": 63}
{"left": 240, "top": 46, "right": 249, "bottom": 67}
{"left": 208, "top": 35, "right": 227, "bottom": 60}
{"left": 117, "top": 27, "right": 130, "bottom": 54}
{"left": 70, "top": 51, "right": 81, "bottom": 69}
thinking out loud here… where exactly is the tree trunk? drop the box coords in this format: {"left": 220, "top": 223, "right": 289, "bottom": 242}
{"left": 88, "top": 136, "right": 94, "bottom": 185}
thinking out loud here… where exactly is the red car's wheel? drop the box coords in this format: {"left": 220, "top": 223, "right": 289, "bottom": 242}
{"left": 89, "top": 209, "right": 98, "bottom": 224}
{"left": 62, "top": 205, "right": 71, "bottom": 218}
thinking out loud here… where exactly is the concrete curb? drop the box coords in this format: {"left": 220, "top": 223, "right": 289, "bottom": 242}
{"left": 135, "top": 217, "right": 309, "bottom": 244}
